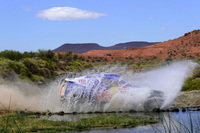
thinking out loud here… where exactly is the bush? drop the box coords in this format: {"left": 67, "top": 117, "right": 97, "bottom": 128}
{"left": 31, "top": 74, "right": 45, "bottom": 82}
{"left": 79, "top": 56, "right": 85, "bottom": 61}
{"left": 165, "top": 58, "right": 173, "bottom": 62}
{"left": 37, "top": 49, "right": 55, "bottom": 60}
{"left": 21, "top": 58, "right": 38, "bottom": 73}
{"left": 57, "top": 52, "right": 64, "bottom": 60}
{"left": 8, "top": 61, "right": 32, "bottom": 78}
{"left": 45, "top": 61, "right": 57, "bottom": 70}
{"left": 23, "top": 51, "right": 37, "bottom": 58}
{"left": 106, "top": 54, "right": 112, "bottom": 56}
{"left": 0, "top": 50, "right": 23, "bottom": 61}
{"left": 73, "top": 54, "right": 79, "bottom": 61}
{"left": 182, "top": 77, "right": 200, "bottom": 91}
{"left": 37, "top": 69, "right": 50, "bottom": 78}
{"left": 83, "top": 63, "right": 93, "bottom": 69}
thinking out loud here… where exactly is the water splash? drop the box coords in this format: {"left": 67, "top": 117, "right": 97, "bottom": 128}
{"left": 0, "top": 60, "right": 198, "bottom": 112}
{"left": 121, "top": 60, "right": 198, "bottom": 109}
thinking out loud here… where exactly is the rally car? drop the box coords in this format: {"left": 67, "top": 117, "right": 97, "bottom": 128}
{"left": 59, "top": 73, "right": 164, "bottom": 111}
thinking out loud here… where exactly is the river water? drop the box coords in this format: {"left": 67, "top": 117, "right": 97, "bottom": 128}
{"left": 41, "top": 110, "right": 200, "bottom": 133}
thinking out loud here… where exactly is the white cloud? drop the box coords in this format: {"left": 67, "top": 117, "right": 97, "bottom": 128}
{"left": 36, "top": 7, "right": 107, "bottom": 21}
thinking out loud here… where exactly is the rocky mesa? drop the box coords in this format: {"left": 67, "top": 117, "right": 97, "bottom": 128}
{"left": 53, "top": 42, "right": 158, "bottom": 54}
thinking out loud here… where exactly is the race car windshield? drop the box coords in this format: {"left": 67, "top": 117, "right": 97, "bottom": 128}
{"left": 102, "top": 78, "right": 126, "bottom": 87}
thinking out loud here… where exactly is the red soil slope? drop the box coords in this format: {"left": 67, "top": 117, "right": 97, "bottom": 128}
{"left": 80, "top": 30, "right": 200, "bottom": 62}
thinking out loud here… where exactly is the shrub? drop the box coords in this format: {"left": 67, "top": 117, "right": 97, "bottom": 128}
{"left": 31, "top": 74, "right": 45, "bottom": 82}
{"left": 182, "top": 78, "right": 200, "bottom": 91}
{"left": 8, "top": 61, "right": 32, "bottom": 78}
{"left": 21, "top": 58, "right": 38, "bottom": 73}
{"left": 165, "top": 58, "right": 173, "bottom": 62}
{"left": 79, "top": 56, "right": 85, "bottom": 61}
{"left": 73, "top": 54, "right": 79, "bottom": 61}
{"left": 23, "top": 51, "right": 37, "bottom": 58}
{"left": 37, "top": 69, "right": 50, "bottom": 78}
{"left": 45, "top": 61, "right": 57, "bottom": 70}
{"left": 95, "top": 57, "right": 101, "bottom": 62}
{"left": 0, "top": 50, "right": 23, "bottom": 61}
{"left": 83, "top": 63, "right": 93, "bottom": 69}
{"left": 57, "top": 52, "right": 64, "bottom": 60}
{"left": 106, "top": 54, "right": 112, "bottom": 56}
{"left": 37, "top": 49, "right": 55, "bottom": 60}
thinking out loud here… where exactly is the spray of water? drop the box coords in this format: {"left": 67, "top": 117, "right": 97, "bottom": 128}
{"left": 0, "top": 60, "right": 198, "bottom": 112}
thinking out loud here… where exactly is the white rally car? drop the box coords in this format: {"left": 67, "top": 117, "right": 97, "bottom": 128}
{"left": 60, "top": 73, "right": 164, "bottom": 111}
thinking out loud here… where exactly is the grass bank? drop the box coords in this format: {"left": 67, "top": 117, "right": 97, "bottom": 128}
{"left": 0, "top": 112, "right": 157, "bottom": 132}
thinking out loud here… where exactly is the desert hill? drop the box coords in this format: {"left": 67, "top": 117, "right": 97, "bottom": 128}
{"left": 79, "top": 30, "right": 200, "bottom": 62}
{"left": 53, "top": 42, "right": 158, "bottom": 53}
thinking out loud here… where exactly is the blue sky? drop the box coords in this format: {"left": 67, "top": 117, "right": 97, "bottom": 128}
{"left": 0, "top": 0, "right": 199, "bottom": 52}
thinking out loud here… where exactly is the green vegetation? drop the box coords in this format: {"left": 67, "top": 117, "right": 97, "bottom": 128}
{"left": 181, "top": 59, "right": 200, "bottom": 91}
{"left": 0, "top": 50, "right": 93, "bottom": 83}
{"left": 0, "top": 112, "right": 157, "bottom": 132}
{"left": 182, "top": 66, "right": 200, "bottom": 91}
